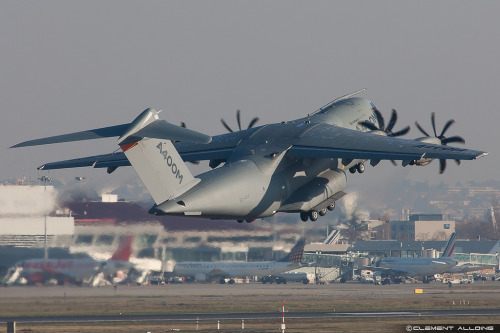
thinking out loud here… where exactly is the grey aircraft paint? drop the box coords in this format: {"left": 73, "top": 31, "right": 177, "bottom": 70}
{"left": 12, "top": 94, "right": 488, "bottom": 222}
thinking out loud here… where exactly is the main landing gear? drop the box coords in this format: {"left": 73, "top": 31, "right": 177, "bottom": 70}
{"left": 300, "top": 202, "right": 335, "bottom": 222}
{"left": 349, "top": 163, "right": 365, "bottom": 174}
{"left": 237, "top": 219, "right": 255, "bottom": 223}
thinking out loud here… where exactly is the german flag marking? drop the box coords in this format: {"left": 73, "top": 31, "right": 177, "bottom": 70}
{"left": 120, "top": 142, "right": 138, "bottom": 152}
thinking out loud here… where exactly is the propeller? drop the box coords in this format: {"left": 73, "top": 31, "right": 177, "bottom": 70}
{"left": 358, "top": 108, "right": 410, "bottom": 137}
{"left": 358, "top": 108, "right": 410, "bottom": 166}
{"left": 415, "top": 112, "right": 465, "bottom": 174}
{"left": 221, "top": 109, "right": 259, "bottom": 133}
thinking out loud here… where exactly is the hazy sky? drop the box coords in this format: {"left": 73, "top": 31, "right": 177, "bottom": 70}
{"left": 1, "top": 1, "right": 498, "bottom": 193}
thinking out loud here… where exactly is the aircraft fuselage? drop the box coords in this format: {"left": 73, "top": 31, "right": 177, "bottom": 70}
{"left": 152, "top": 98, "right": 376, "bottom": 219}
{"left": 380, "top": 257, "right": 458, "bottom": 279}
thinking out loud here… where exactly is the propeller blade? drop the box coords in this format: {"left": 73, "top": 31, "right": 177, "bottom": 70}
{"left": 222, "top": 110, "right": 260, "bottom": 132}
{"left": 247, "top": 117, "right": 260, "bottom": 129}
{"left": 416, "top": 113, "right": 465, "bottom": 174}
{"left": 221, "top": 118, "right": 234, "bottom": 133}
{"left": 236, "top": 109, "right": 242, "bottom": 131}
{"left": 386, "top": 109, "right": 398, "bottom": 133}
{"left": 439, "top": 159, "right": 447, "bottom": 174}
{"left": 374, "top": 109, "right": 384, "bottom": 131}
{"left": 358, "top": 120, "right": 379, "bottom": 131}
{"left": 415, "top": 121, "right": 430, "bottom": 137}
{"left": 389, "top": 125, "right": 410, "bottom": 137}
{"left": 431, "top": 112, "right": 438, "bottom": 137}
{"left": 390, "top": 160, "right": 397, "bottom": 166}
{"left": 442, "top": 136, "right": 465, "bottom": 145}
{"left": 439, "top": 119, "right": 455, "bottom": 139}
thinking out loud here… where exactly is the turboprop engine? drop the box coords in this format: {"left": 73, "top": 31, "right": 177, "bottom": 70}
{"left": 409, "top": 113, "right": 466, "bottom": 173}
{"left": 279, "top": 169, "right": 347, "bottom": 221}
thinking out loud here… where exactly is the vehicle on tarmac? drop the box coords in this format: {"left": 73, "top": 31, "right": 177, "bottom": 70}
{"left": 260, "top": 276, "right": 287, "bottom": 284}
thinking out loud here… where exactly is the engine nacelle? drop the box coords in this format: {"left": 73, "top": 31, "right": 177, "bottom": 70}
{"left": 279, "top": 169, "right": 347, "bottom": 212}
{"left": 408, "top": 137, "right": 442, "bottom": 166}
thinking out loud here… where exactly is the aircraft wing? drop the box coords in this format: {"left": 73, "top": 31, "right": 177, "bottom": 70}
{"left": 362, "top": 265, "right": 410, "bottom": 276}
{"left": 287, "top": 123, "right": 487, "bottom": 161}
{"left": 207, "top": 268, "right": 230, "bottom": 278}
{"left": 37, "top": 129, "right": 255, "bottom": 171}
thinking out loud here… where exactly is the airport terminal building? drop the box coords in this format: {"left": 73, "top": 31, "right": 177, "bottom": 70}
{"left": 1, "top": 184, "right": 498, "bottom": 280}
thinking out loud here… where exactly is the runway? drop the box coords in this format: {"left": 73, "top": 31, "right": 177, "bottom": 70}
{"left": 1, "top": 281, "right": 499, "bottom": 331}
{"left": 2, "top": 308, "right": 500, "bottom": 324}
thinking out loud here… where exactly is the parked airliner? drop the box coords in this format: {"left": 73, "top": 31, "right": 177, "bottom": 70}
{"left": 173, "top": 239, "right": 305, "bottom": 283}
{"left": 371, "top": 233, "right": 457, "bottom": 282}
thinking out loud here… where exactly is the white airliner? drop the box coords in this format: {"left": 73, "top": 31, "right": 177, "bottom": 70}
{"left": 173, "top": 239, "right": 305, "bottom": 283}
{"left": 371, "top": 233, "right": 458, "bottom": 282}
{"left": 4, "top": 236, "right": 134, "bottom": 286}
{"left": 447, "top": 262, "right": 495, "bottom": 274}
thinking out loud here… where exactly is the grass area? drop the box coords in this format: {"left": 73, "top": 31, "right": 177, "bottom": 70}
{"left": 1, "top": 294, "right": 499, "bottom": 318}
{"left": 2, "top": 284, "right": 499, "bottom": 332}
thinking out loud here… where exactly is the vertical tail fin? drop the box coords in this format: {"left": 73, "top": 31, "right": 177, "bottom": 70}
{"left": 441, "top": 232, "right": 456, "bottom": 257}
{"left": 278, "top": 239, "right": 306, "bottom": 263}
{"left": 118, "top": 108, "right": 211, "bottom": 205}
{"left": 110, "top": 235, "right": 134, "bottom": 261}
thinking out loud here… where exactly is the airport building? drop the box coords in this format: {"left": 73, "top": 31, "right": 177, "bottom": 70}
{"left": 1, "top": 184, "right": 498, "bottom": 282}
{"left": 388, "top": 214, "right": 455, "bottom": 241}
{"left": 0, "top": 185, "right": 74, "bottom": 248}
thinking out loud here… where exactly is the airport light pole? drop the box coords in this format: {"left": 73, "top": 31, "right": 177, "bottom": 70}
{"left": 39, "top": 175, "right": 52, "bottom": 259}
{"left": 281, "top": 299, "right": 286, "bottom": 332}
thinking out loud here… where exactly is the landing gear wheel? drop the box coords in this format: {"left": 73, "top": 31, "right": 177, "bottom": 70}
{"left": 327, "top": 202, "right": 335, "bottom": 211}
{"left": 319, "top": 208, "right": 327, "bottom": 216}
{"left": 349, "top": 167, "right": 356, "bottom": 174}
{"left": 300, "top": 212, "right": 309, "bottom": 222}
{"left": 356, "top": 163, "right": 365, "bottom": 173}
{"left": 237, "top": 220, "right": 244, "bottom": 223}
{"left": 309, "top": 210, "right": 319, "bottom": 221}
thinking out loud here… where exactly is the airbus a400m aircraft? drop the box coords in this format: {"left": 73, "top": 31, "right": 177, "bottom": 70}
{"left": 12, "top": 90, "right": 488, "bottom": 222}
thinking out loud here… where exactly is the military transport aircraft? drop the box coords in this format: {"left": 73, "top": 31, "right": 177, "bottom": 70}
{"left": 11, "top": 90, "right": 488, "bottom": 222}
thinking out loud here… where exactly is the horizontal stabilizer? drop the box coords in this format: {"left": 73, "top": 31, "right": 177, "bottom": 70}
{"left": 10, "top": 124, "right": 129, "bottom": 148}
{"left": 37, "top": 152, "right": 130, "bottom": 171}
{"left": 11, "top": 108, "right": 212, "bottom": 148}
{"left": 128, "top": 120, "right": 212, "bottom": 144}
